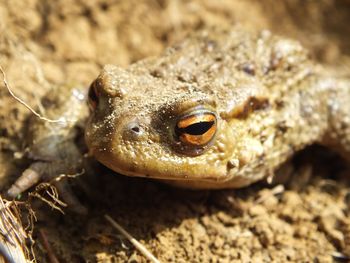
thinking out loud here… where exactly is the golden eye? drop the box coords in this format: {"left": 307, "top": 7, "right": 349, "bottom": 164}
{"left": 88, "top": 81, "right": 99, "bottom": 110}
{"left": 175, "top": 110, "right": 217, "bottom": 147}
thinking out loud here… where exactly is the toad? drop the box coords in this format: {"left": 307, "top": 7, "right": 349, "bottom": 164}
{"left": 7, "top": 28, "right": 350, "bottom": 211}
{"left": 85, "top": 28, "right": 350, "bottom": 189}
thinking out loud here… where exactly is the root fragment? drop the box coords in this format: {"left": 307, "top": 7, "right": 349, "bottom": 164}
{"left": 0, "top": 65, "right": 68, "bottom": 124}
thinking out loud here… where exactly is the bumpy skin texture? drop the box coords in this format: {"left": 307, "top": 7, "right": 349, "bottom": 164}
{"left": 85, "top": 28, "right": 350, "bottom": 189}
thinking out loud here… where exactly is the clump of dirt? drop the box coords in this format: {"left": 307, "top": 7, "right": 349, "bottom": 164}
{"left": 1, "top": 0, "right": 350, "bottom": 262}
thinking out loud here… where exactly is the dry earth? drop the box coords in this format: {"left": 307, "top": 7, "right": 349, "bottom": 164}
{"left": 0, "top": 0, "right": 350, "bottom": 262}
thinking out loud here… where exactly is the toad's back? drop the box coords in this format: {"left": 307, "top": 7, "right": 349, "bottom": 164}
{"left": 85, "top": 28, "right": 350, "bottom": 188}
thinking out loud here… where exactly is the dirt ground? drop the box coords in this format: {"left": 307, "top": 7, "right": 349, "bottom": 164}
{"left": 1, "top": 0, "right": 350, "bottom": 262}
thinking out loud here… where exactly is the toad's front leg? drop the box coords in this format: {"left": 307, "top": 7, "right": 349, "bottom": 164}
{"left": 6, "top": 85, "right": 89, "bottom": 214}
{"left": 321, "top": 78, "right": 350, "bottom": 159}
{"left": 7, "top": 142, "right": 87, "bottom": 214}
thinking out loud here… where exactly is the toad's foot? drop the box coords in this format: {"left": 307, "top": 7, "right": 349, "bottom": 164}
{"left": 7, "top": 160, "right": 88, "bottom": 215}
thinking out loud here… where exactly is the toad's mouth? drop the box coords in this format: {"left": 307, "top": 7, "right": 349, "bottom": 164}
{"left": 89, "top": 145, "right": 230, "bottom": 183}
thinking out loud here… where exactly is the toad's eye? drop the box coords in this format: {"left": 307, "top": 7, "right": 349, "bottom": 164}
{"left": 175, "top": 111, "right": 217, "bottom": 147}
{"left": 88, "top": 81, "right": 99, "bottom": 110}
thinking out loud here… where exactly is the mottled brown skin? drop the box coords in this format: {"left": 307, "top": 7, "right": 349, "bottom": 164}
{"left": 7, "top": 28, "right": 350, "bottom": 209}
{"left": 85, "top": 28, "right": 350, "bottom": 189}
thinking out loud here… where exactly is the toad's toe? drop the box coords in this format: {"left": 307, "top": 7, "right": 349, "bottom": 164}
{"left": 7, "top": 162, "right": 45, "bottom": 198}
{"left": 54, "top": 180, "right": 88, "bottom": 215}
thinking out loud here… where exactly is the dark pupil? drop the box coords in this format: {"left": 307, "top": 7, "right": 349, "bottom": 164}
{"left": 179, "top": 121, "right": 214, "bottom": 135}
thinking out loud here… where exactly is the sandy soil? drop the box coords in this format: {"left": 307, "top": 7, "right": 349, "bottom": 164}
{"left": 0, "top": 0, "right": 350, "bottom": 262}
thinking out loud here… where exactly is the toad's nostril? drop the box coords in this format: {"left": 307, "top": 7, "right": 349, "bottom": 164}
{"left": 131, "top": 125, "right": 140, "bottom": 133}
{"left": 123, "top": 119, "right": 147, "bottom": 140}
{"left": 127, "top": 121, "right": 142, "bottom": 135}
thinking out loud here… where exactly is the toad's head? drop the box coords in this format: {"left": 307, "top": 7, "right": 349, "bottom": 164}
{"left": 85, "top": 64, "right": 271, "bottom": 188}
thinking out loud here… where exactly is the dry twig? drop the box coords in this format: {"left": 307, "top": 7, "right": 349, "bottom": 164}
{"left": 105, "top": 214, "right": 160, "bottom": 263}
{"left": 0, "top": 196, "right": 31, "bottom": 263}
{"left": 39, "top": 229, "right": 59, "bottom": 263}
